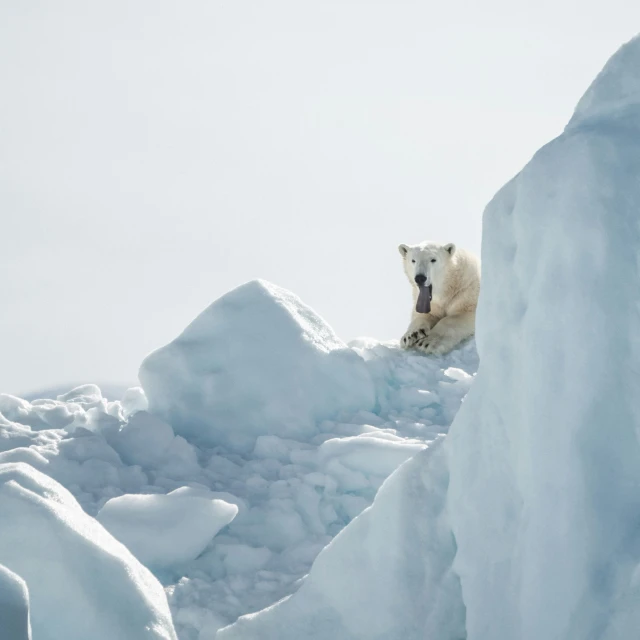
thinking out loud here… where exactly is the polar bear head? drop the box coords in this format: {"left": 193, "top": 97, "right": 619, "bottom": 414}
{"left": 398, "top": 241, "right": 456, "bottom": 291}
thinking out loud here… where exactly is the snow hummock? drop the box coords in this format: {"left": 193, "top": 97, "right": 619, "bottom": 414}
{"left": 0, "top": 462, "right": 177, "bottom": 640}
{"left": 0, "top": 564, "right": 32, "bottom": 640}
{"left": 97, "top": 491, "right": 238, "bottom": 570}
{"left": 219, "top": 34, "right": 640, "bottom": 640}
{"left": 139, "top": 280, "right": 376, "bottom": 451}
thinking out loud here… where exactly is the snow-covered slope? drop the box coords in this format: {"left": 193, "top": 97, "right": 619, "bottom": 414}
{"left": 0, "top": 284, "right": 477, "bottom": 639}
{"left": 0, "top": 462, "right": 177, "bottom": 640}
{"left": 220, "top": 34, "right": 640, "bottom": 640}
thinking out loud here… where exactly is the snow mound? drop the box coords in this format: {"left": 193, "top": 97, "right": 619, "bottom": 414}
{"left": 97, "top": 491, "right": 238, "bottom": 570}
{"left": 139, "top": 280, "right": 376, "bottom": 451}
{"left": 0, "top": 564, "right": 31, "bottom": 640}
{"left": 219, "top": 34, "right": 640, "bottom": 640}
{"left": 110, "top": 410, "right": 200, "bottom": 479}
{"left": 0, "top": 462, "right": 177, "bottom": 640}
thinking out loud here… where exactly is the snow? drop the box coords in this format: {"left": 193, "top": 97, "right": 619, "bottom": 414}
{"left": 0, "top": 462, "right": 177, "bottom": 640}
{"left": 217, "top": 440, "right": 464, "bottom": 640}
{"left": 139, "top": 280, "right": 376, "bottom": 452}
{"left": 568, "top": 35, "right": 640, "bottom": 129}
{"left": 219, "top": 34, "right": 640, "bottom": 640}
{"left": 0, "top": 564, "right": 32, "bottom": 640}
{"left": 20, "top": 383, "right": 131, "bottom": 403}
{"left": 97, "top": 491, "right": 238, "bottom": 571}
{"left": 0, "top": 290, "right": 478, "bottom": 639}
{"left": 110, "top": 410, "right": 200, "bottom": 478}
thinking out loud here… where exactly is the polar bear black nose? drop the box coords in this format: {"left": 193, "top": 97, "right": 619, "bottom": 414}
{"left": 414, "top": 274, "right": 427, "bottom": 285}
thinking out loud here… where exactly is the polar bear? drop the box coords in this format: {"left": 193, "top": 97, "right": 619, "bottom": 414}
{"left": 399, "top": 241, "right": 480, "bottom": 355}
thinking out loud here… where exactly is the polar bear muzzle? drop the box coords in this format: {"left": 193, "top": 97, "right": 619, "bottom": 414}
{"left": 416, "top": 284, "right": 432, "bottom": 314}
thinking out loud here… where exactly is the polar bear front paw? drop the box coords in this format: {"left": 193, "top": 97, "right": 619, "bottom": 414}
{"left": 401, "top": 327, "right": 429, "bottom": 349}
{"left": 414, "top": 330, "right": 452, "bottom": 355}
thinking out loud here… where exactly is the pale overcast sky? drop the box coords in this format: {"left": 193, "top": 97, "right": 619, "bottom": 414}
{"left": 1, "top": 1, "right": 638, "bottom": 394}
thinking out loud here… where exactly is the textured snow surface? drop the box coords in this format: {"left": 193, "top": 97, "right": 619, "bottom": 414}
{"left": 449, "top": 33, "right": 640, "bottom": 640}
{"left": 218, "top": 441, "right": 464, "bottom": 640}
{"left": 0, "top": 462, "right": 177, "bottom": 640}
{"left": 139, "top": 280, "right": 376, "bottom": 451}
{"left": 220, "top": 34, "right": 640, "bottom": 640}
{"left": 1, "top": 295, "right": 477, "bottom": 639}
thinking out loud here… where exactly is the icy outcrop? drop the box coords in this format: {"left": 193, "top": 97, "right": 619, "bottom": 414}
{"left": 139, "top": 280, "right": 376, "bottom": 451}
{"left": 449, "top": 33, "right": 640, "bottom": 640}
{"left": 219, "top": 34, "right": 640, "bottom": 640}
{"left": 568, "top": 35, "right": 640, "bottom": 130}
{"left": 0, "top": 564, "right": 31, "bottom": 640}
{"left": 97, "top": 491, "right": 238, "bottom": 570}
{"left": 0, "top": 462, "right": 177, "bottom": 640}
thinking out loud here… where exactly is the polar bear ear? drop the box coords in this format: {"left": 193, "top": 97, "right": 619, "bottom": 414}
{"left": 444, "top": 243, "right": 456, "bottom": 256}
{"left": 398, "top": 244, "right": 409, "bottom": 257}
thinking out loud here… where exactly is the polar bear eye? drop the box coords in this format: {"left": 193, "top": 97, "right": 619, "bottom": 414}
{"left": 411, "top": 259, "right": 416, "bottom": 264}
{"left": 431, "top": 259, "right": 436, "bottom": 263}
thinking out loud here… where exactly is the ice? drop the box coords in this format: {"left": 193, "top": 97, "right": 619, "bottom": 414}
{"left": 139, "top": 280, "right": 376, "bottom": 452}
{"left": 317, "top": 434, "right": 426, "bottom": 479}
{"left": 21, "top": 383, "right": 131, "bottom": 403}
{"left": 568, "top": 35, "right": 640, "bottom": 129}
{"left": 0, "top": 564, "right": 31, "bottom": 640}
{"left": 121, "top": 386, "right": 149, "bottom": 418}
{"left": 57, "top": 383, "right": 103, "bottom": 403}
{"left": 448, "top": 33, "right": 640, "bottom": 640}
{"left": 217, "top": 545, "right": 272, "bottom": 575}
{"left": 97, "top": 492, "right": 238, "bottom": 571}
{"left": 1, "top": 285, "right": 478, "bottom": 639}
{"left": 110, "top": 410, "right": 200, "bottom": 480}
{"left": 220, "top": 34, "right": 640, "bottom": 640}
{"left": 218, "top": 441, "right": 465, "bottom": 640}
{"left": 0, "top": 462, "right": 177, "bottom": 640}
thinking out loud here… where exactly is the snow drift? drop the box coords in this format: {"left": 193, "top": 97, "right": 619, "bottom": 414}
{"left": 139, "top": 280, "right": 376, "bottom": 451}
{"left": 0, "top": 462, "right": 177, "bottom": 640}
{"left": 219, "top": 34, "right": 640, "bottom": 640}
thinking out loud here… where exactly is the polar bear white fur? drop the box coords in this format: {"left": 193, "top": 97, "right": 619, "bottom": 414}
{"left": 399, "top": 241, "right": 480, "bottom": 355}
